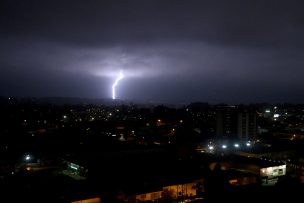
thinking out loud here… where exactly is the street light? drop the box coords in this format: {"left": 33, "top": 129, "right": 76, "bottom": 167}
{"left": 25, "top": 154, "right": 31, "bottom": 161}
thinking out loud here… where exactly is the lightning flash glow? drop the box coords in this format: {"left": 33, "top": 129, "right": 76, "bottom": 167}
{"left": 112, "top": 70, "right": 124, "bottom": 100}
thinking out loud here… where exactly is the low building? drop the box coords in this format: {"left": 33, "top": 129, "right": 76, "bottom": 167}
{"left": 71, "top": 197, "right": 101, "bottom": 203}
{"left": 128, "top": 179, "right": 203, "bottom": 202}
{"left": 62, "top": 160, "right": 88, "bottom": 180}
{"left": 209, "top": 155, "right": 287, "bottom": 186}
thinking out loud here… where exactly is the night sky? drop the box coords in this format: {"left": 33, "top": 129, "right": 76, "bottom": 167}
{"left": 1, "top": 0, "right": 304, "bottom": 104}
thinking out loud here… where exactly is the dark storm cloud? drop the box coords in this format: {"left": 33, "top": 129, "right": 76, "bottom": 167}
{"left": 2, "top": 0, "right": 304, "bottom": 48}
{"left": 1, "top": 0, "right": 304, "bottom": 103}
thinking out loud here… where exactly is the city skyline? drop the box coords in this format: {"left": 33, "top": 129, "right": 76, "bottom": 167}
{"left": 1, "top": 0, "right": 304, "bottom": 104}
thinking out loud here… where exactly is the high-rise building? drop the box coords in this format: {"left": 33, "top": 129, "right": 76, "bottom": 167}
{"left": 216, "top": 105, "right": 237, "bottom": 139}
{"left": 237, "top": 109, "right": 257, "bottom": 142}
{"left": 216, "top": 105, "right": 257, "bottom": 142}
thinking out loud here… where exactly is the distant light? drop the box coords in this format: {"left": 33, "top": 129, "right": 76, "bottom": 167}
{"left": 119, "top": 135, "right": 125, "bottom": 141}
{"left": 63, "top": 115, "right": 67, "bottom": 119}
{"left": 274, "top": 106, "right": 277, "bottom": 109}
{"left": 274, "top": 114, "right": 280, "bottom": 118}
{"left": 157, "top": 119, "right": 161, "bottom": 122}
{"left": 265, "top": 110, "right": 270, "bottom": 113}
{"left": 246, "top": 143, "right": 251, "bottom": 146}
{"left": 208, "top": 146, "right": 214, "bottom": 150}
{"left": 234, "top": 143, "right": 239, "bottom": 148}
{"left": 222, "top": 145, "right": 227, "bottom": 149}
{"left": 70, "top": 165, "right": 78, "bottom": 170}
{"left": 25, "top": 155, "right": 31, "bottom": 161}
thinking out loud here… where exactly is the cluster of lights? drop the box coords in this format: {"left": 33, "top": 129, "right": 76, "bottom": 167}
{"left": 207, "top": 141, "right": 252, "bottom": 152}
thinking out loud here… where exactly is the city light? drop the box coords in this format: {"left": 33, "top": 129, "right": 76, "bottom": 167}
{"left": 222, "top": 145, "right": 227, "bottom": 149}
{"left": 70, "top": 165, "right": 78, "bottom": 170}
{"left": 112, "top": 70, "right": 124, "bottom": 100}
{"left": 234, "top": 143, "right": 239, "bottom": 148}
{"left": 25, "top": 154, "right": 31, "bottom": 161}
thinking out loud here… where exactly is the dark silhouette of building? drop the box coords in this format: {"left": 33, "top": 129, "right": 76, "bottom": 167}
{"left": 216, "top": 105, "right": 238, "bottom": 139}
{"left": 216, "top": 105, "right": 257, "bottom": 142}
{"left": 237, "top": 108, "right": 257, "bottom": 143}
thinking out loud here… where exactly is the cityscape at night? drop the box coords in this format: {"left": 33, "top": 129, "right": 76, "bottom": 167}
{"left": 1, "top": 98, "right": 304, "bottom": 202}
{"left": 1, "top": 0, "right": 304, "bottom": 202}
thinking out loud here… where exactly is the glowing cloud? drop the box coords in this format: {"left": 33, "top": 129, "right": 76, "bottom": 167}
{"left": 112, "top": 70, "right": 124, "bottom": 99}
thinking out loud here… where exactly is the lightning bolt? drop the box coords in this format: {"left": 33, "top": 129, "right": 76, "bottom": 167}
{"left": 112, "top": 70, "right": 124, "bottom": 100}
